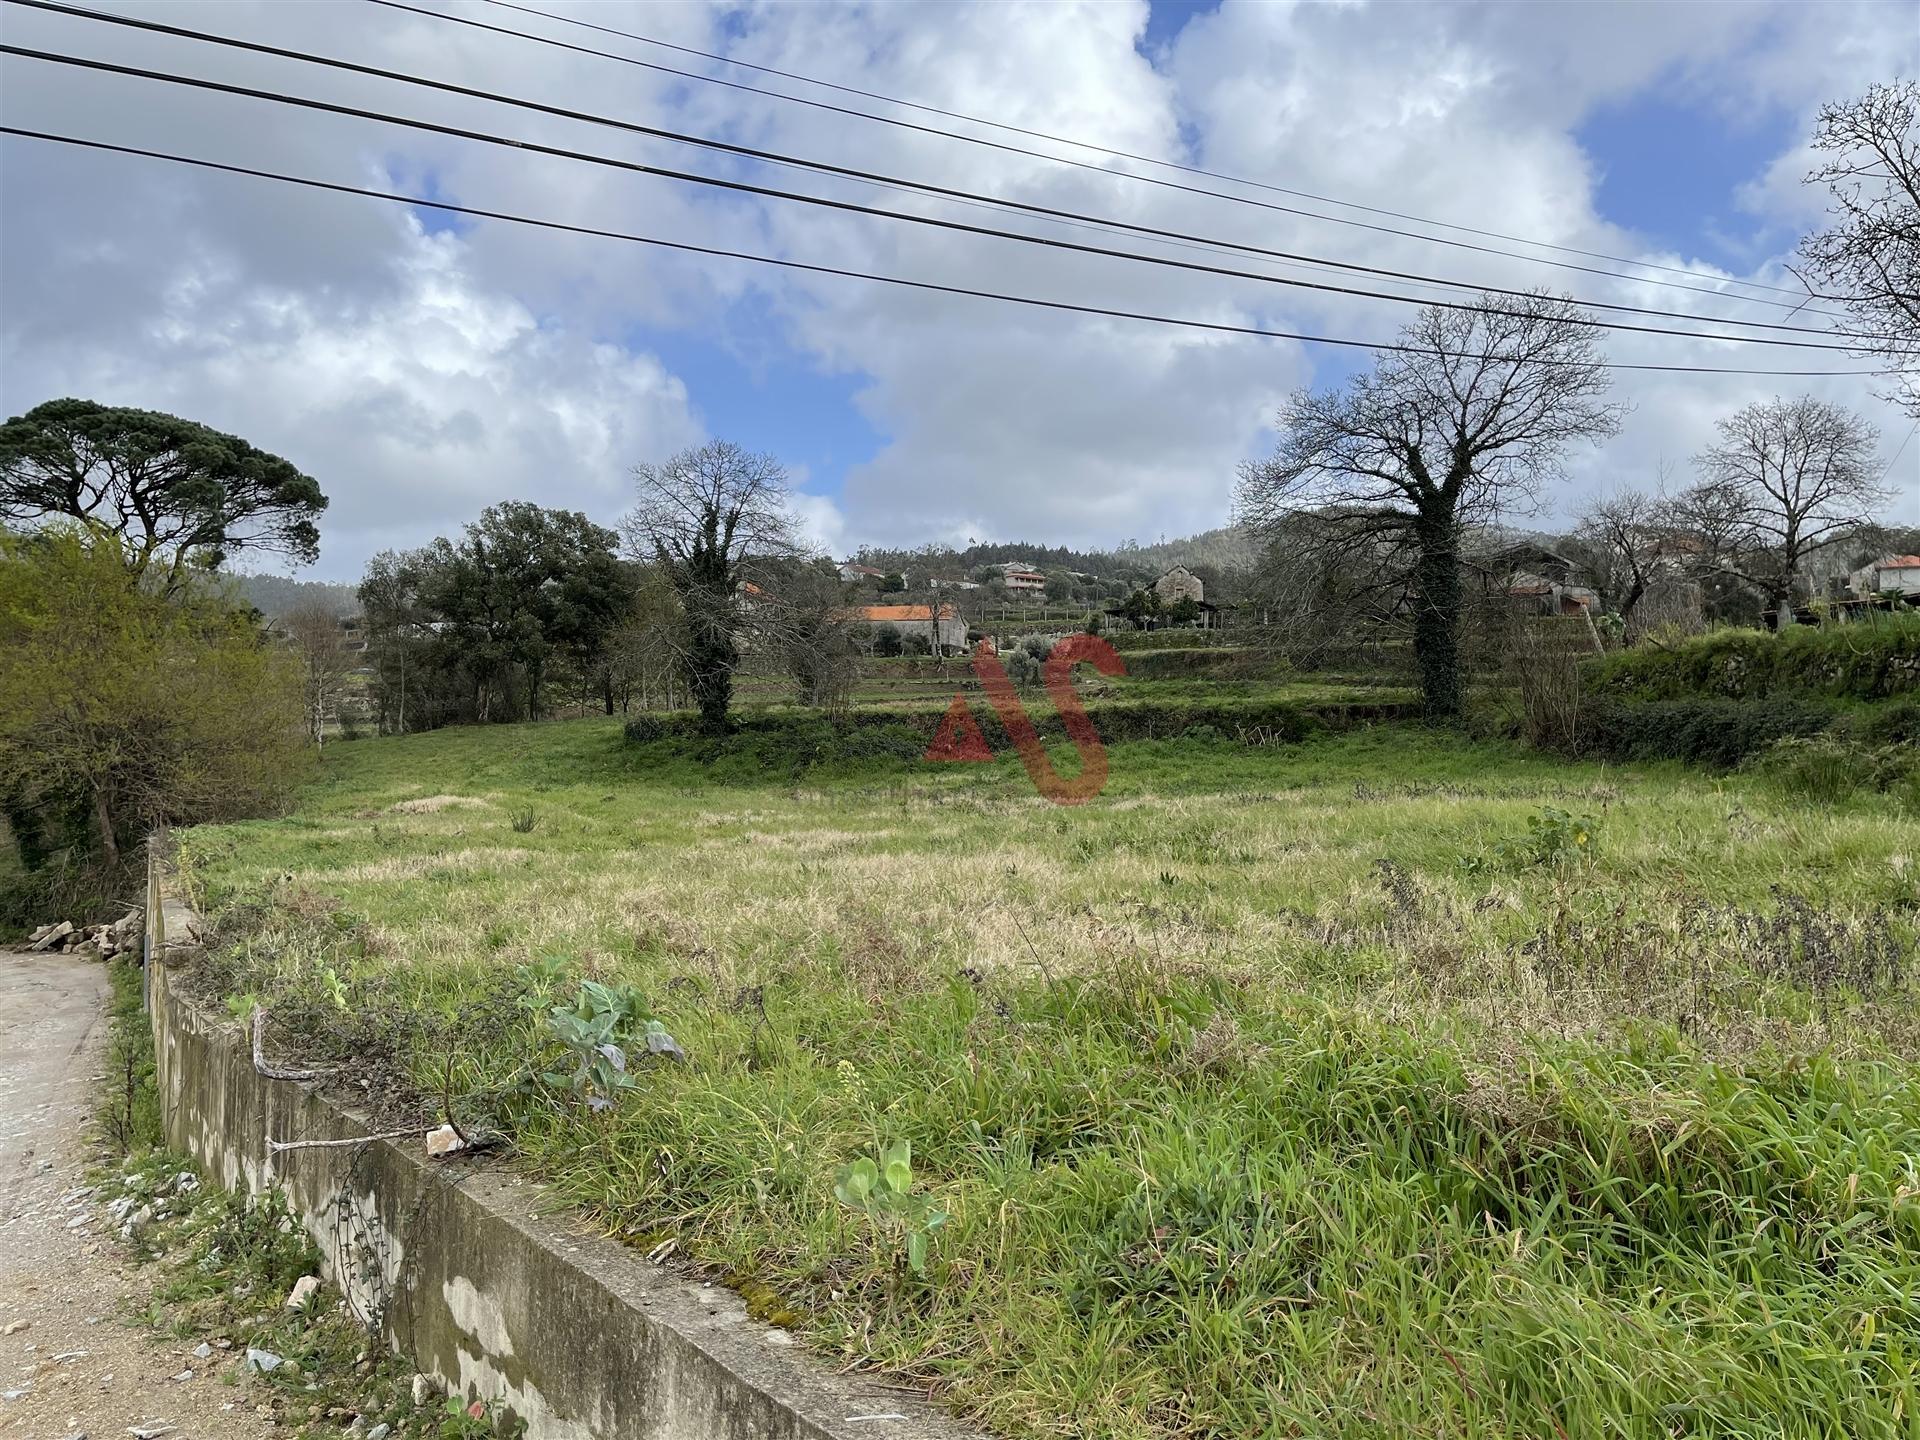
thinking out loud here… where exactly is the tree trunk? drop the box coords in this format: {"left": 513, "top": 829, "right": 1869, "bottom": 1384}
{"left": 1619, "top": 576, "right": 1646, "bottom": 624}
{"left": 1412, "top": 507, "right": 1464, "bottom": 723}
{"left": 92, "top": 784, "right": 119, "bottom": 867}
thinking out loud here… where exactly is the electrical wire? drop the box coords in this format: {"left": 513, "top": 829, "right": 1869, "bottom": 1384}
{"left": 0, "top": 43, "right": 1881, "bottom": 354}
{"left": 6, "top": 0, "right": 1871, "bottom": 343}
{"left": 480, "top": 0, "right": 1815, "bottom": 304}
{"left": 372, "top": 0, "right": 1828, "bottom": 313}
{"left": 0, "top": 123, "right": 1888, "bottom": 380}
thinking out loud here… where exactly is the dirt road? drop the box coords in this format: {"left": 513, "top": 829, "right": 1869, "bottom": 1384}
{"left": 0, "top": 948, "right": 273, "bottom": 1440}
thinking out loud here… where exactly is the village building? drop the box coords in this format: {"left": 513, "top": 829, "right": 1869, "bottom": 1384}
{"left": 1153, "top": 565, "right": 1205, "bottom": 605}
{"left": 1849, "top": 554, "right": 1920, "bottom": 597}
{"left": 1478, "top": 543, "right": 1600, "bottom": 616}
{"left": 845, "top": 602, "right": 967, "bottom": 651}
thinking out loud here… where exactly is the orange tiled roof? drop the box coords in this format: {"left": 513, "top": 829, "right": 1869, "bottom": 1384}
{"left": 849, "top": 604, "right": 958, "bottom": 622}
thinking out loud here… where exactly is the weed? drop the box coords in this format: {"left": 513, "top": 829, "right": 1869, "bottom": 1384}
{"left": 834, "top": 1140, "right": 949, "bottom": 1277}
{"left": 1461, "top": 805, "right": 1599, "bottom": 876}
{"left": 537, "top": 976, "right": 684, "bottom": 1112}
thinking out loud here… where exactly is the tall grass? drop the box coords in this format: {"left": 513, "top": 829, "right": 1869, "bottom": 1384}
{"left": 177, "top": 717, "right": 1920, "bottom": 1438}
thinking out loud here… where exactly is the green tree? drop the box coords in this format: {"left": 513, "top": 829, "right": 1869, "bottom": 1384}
{"left": 0, "top": 398, "right": 326, "bottom": 586}
{"left": 623, "top": 441, "right": 799, "bottom": 734}
{"left": 409, "top": 503, "right": 631, "bottom": 723}
{"left": 0, "top": 526, "right": 309, "bottom": 870}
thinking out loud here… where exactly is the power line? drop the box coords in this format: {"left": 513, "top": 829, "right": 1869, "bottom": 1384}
{"left": 482, "top": 0, "right": 1817, "bottom": 305}
{"left": 0, "top": 124, "right": 1886, "bottom": 380}
{"left": 378, "top": 0, "right": 1826, "bottom": 313}
{"left": 0, "top": 42, "right": 1880, "bottom": 355}
{"left": 10, "top": 1, "right": 1872, "bottom": 345}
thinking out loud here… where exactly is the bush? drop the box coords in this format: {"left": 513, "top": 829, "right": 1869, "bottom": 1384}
{"left": 615, "top": 695, "right": 1394, "bottom": 774}
{"left": 1579, "top": 698, "right": 1839, "bottom": 767}
{"left": 1003, "top": 649, "right": 1042, "bottom": 688}
{"left": 1846, "top": 695, "right": 1920, "bottom": 747}
{"left": 0, "top": 526, "right": 310, "bottom": 873}
{"left": 872, "top": 623, "right": 904, "bottom": 658}
{"left": 620, "top": 712, "right": 673, "bottom": 744}
{"left": 1105, "top": 629, "right": 1235, "bottom": 653}
{"left": 1583, "top": 616, "right": 1920, "bottom": 703}
{"left": 1743, "top": 733, "right": 1920, "bottom": 809}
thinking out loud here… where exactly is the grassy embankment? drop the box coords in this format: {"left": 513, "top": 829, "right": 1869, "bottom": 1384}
{"left": 176, "top": 709, "right": 1919, "bottom": 1439}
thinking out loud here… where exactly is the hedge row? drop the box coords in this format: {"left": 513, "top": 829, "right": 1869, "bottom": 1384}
{"left": 1582, "top": 616, "right": 1920, "bottom": 703}
{"left": 1578, "top": 694, "right": 1920, "bottom": 768}
{"left": 1102, "top": 628, "right": 1238, "bottom": 653}
{"left": 620, "top": 693, "right": 1419, "bottom": 774}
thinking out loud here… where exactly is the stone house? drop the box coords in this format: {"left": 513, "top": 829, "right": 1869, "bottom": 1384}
{"left": 1153, "top": 566, "right": 1205, "bottom": 605}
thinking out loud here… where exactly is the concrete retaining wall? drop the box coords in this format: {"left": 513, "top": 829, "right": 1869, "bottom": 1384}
{"left": 143, "top": 848, "right": 981, "bottom": 1440}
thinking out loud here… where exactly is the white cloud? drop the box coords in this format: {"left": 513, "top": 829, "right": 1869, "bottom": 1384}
{"left": 3, "top": 0, "right": 1914, "bottom": 576}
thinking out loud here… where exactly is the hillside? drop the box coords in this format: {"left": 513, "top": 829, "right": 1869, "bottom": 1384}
{"left": 229, "top": 572, "right": 360, "bottom": 619}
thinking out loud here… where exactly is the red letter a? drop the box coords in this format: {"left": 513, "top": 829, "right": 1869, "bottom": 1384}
{"left": 924, "top": 694, "right": 994, "bottom": 762}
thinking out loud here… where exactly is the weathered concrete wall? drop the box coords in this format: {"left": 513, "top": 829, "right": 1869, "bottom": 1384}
{"left": 144, "top": 856, "right": 982, "bottom": 1440}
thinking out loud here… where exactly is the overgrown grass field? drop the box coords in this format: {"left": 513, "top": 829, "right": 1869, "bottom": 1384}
{"left": 179, "top": 714, "right": 1920, "bottom": 1439}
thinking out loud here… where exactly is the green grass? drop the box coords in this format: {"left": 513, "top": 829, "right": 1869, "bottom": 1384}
{"left": 177, "top": 715, "right": 1920, "bottom": 1439}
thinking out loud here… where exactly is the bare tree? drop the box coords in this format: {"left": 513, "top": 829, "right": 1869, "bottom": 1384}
{"left": 282, "top": 603, "right": 351, "bottom": 749}
{"left": 1795, "top": 80, "right": 1920, "bottom": 417}
{"left": 1236, "top": 293, "right": 1621, "bottom": 720}
{"left": 745, "top": 558, "right": 859, "bottom": 712}
{"left": 623, "top": 441, "right": 800, "bottom": 733}
{"left": 1573, "top": 471, "right": 1680, "bottom": 627}
{"left": 1678, "top": 396, "right": 1890, "bottom": 629}
{"left": 606, "top": 565, "right": 687, "bottom": 714}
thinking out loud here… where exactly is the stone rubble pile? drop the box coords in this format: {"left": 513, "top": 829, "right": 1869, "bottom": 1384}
{"left": 23, "top": 912, "right": 141, "bottom": 959}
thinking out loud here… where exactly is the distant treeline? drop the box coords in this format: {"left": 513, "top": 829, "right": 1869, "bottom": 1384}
{"left": 230, "top": 571, "right": 360, "bottom": 619}
{"left": 852, "top": 525, "right": 1260, "bottom": 581}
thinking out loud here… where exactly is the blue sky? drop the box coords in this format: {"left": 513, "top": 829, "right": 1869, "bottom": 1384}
{"left": 1575, "top": 92, "right": 1801, "bottom": 271}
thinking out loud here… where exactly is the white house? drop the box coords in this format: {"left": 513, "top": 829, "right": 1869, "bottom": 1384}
{"left": 845, "top": 603, "right": 968, "bottom": 651}
{"left": 1000, "top": 568, "right": 1046, "bottom": 593}
{"left": 838, "top": 561, "right": 888, "bottom": 584}
{"left": 1849, "top": 554, "right": 1920, "bottom": 597}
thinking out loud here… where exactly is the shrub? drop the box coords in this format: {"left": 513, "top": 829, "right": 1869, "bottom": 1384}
{"left": 1583, "top": 616, "right": 1920, "bottom": 703}
{"left": 1003, "top": 649, "right": 1042, "bottom": 688}
{"left": 620, "top": 712, "right": 672, "bottom": 744}
{"left": 1743, "top": 734, "right": 1920, "bottom": 809}
{"left": 1579, "top": 698, "right": 1839, "bottom": 767}
{"left": 872, "top": 623, "right": 904, "bottom": 658}
{"left": 0, "top": 526, "right": 310, "bottom": 873}
{"left": 1846, "top": 695, "right": 1920, "bottom": 747}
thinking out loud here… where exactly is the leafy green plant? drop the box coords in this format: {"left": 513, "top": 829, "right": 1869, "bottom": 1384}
{"left": 1462, "top": 806, "right": 1598, "bottom": 876}
{"left": 440, "top": 1396, "right": 522, "bottom": 1439}
{"left": 834, "top": 1139, "right": 949, "bottom": 1276}
{"left": 225, "top": 991, "right": 262, "bottom": 1022}
{"left": 540, "top": 977, "right": 684, "bottom": 1112}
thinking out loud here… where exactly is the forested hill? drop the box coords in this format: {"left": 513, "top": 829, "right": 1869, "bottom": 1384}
{"left": 853, "top": 525, "right": 1260, "bottom": 578}
{"left": 230, "top": 572, "right": 360, "bottom": 619}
